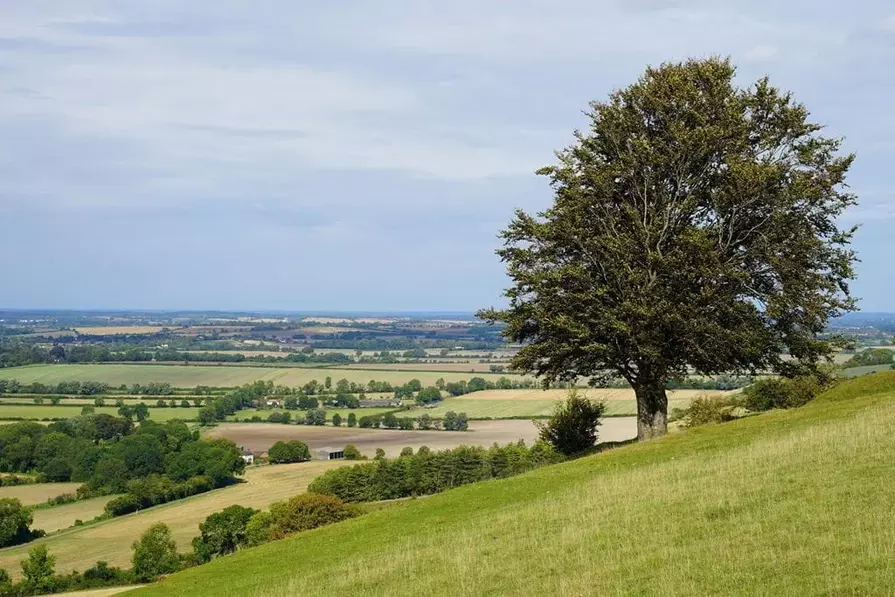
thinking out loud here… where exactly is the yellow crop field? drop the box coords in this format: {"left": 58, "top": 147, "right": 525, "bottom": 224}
{"left": 0, "top": 483, "right": 81, "bottom": 506}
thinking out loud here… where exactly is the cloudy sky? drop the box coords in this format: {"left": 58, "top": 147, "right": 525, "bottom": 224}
{"left": 1, "top": 1, "right": 893, "bottom": 312}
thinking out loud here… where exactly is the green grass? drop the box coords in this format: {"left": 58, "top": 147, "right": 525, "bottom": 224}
{"left": 126, "top": 372, "right": 895, "bottom": 597}
{"left": 0, "top": 364, "right": 526, "bottom": 389}
{"left": 0, "top": 404, "right": 201, "bottom": 422}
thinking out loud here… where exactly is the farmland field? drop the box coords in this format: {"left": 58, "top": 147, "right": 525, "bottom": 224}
{"left": 74, "top": 326, "right": 165, "bottom": 335}
{"left": 32, "top": 495, "right": 120, "bottom": 534}
{"left": 0, "top": 483, "right": 81, "bottom": 506}
{"left": 0, "top": 461, "right": 346, "bottom": 579}
{"left": 342, "top": 362, "right": 510, "bottom": 373}
{"left": 205, "top": 418, "right": 638, "bottom": 458}
{"left": 229, "top": 407, "right": 400, "bottom": 421}
{"left": 0, "top": 364, "right": 527, "bottom": 389}
{"left": 0, "top": 404, "right": 201, "bottom": 421}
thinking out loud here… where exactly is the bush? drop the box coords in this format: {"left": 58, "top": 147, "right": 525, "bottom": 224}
{"left": 400, "top": 447, "right": 414, "bottom": 457}
{"left": 242, "top": 511, "right": 273, "bottom": 548}
{"left": 305, "top": 409, "right": 326, "bottom": 426}
{"left": 267, "top": 493, "right": 358, "bottom": 540}
{"left": 20, "top": 545, "right": 55, "bottom": 594}
{"left": 331, "top": 413, "right": 342, "bottom": 427}
{"left": 679, "top": 395, "right": 738, "bottom": 428}
{"left": 346, "top": 413, "right": 357, "bottom": 427}
{"left": 268, "top": 440, "right": 311, "bottom": 464}
{"left": 743, "top": 375, "right": 827, "bottom": 412}
{"left": 192, "top": 505, "right": 258, "bottom": 563}
{"left": 267, "top": 412, "right": 291, "bottom": 424}
{"left": 132, "top": 523, "right": 180, "bottom": 581}
{"left": 343, "top": 444, "right": 362, "bottom": 460}
{"left": 536, "top": 391, "right": 605, "bottom": 456}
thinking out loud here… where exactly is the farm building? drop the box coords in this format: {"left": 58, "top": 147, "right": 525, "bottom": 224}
{"left": 241, "top": 447, "right": 255, "bottom": 465}
{"left": 316, "top": 447, "right": 345, "bottom": 460}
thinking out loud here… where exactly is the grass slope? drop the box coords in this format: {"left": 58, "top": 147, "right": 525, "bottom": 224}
{"left": 128, "top": 372, "right": 895, "bottom": 597}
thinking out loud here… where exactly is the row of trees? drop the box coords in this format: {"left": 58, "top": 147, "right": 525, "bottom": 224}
{"left": 308, "top": 441, "right": 563, "bottom": 502}
{"left": 248, "top": 410, "right": 469, "bottom": 432}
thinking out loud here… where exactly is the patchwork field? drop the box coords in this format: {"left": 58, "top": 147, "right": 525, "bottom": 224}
{"left": 205, "top": 418, "right": 638, "bottom": 458}
{"left": 229, "top": 407, "right": 400, "bottom": 422}
{"left": 0, "top": 461, "right": 345, "bottom": 579}
{"left": 342, "top": 362, "right": 510, "bottom": 373}
{"left": 0, "top": 404, "right": 201, "bottom": 422}
{"left": 0, "top": 365, "right": 525, "bottom": 389}
{"left": 74, "top": 326, "right": 166, "bottom": 335}
{"left": 0, "top": 483, "right": 81, "bottom": 506}
{"left": 420, "top": 388, "right": 716, "bottom": 419}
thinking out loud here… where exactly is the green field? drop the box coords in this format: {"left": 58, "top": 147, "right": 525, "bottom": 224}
{"left": 0, "top": 404, "right": 201, "bottom": 421}
{"left": 228, "top": 407, "right": 400, "bottom": 422}
{"left": 127, "top": 373, "right": 895, "bottom": 597}
{"left": 0, "top": 364, "right": 526, "bottom": 389}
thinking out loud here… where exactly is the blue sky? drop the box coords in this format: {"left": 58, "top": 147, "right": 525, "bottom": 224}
{"left": 1, "top": 1, "right": 893, "bottom": 312}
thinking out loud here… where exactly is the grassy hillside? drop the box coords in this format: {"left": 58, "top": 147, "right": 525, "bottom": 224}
{"left": 125, "top": 372, "right": 895, "bottom": 596}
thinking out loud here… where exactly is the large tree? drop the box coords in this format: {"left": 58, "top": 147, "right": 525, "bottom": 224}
{"left": 479, "top": 58, "right": 857, "bottom": 440}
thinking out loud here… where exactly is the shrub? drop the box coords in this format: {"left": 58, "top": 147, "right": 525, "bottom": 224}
{"left": 267, "top": 493, "right": 358, "bottom": 540}
{"left": 343, "top": 444, "right": 362, "bottom": 460}
{"left": 536, "top": 391, "right": 605, "bottom": 456}
{"left": 374, "top": 448, "right": 386, "bottom": 460}
{"left": 331, "top": 413, "right": 342, "bottom": 427}
{"left": 743, "top": 375, "right": 827, "bottom": 412}
{"left": 132, "top": 523, "right": 180, "bottom": 581}
{"left": 268, "top": 440, "right": 311, "bottom": 464}
{"left": 305, "top": 409, "right": 326, "bottom": 426}
{"left": 346, "top": 413, "right": 357, "bottom": 427}
{"left": 242, "top": 511, "right": 273, "bottom": 547}
{"left": 400, "top": 447, "right": 414, "bottom": 457}
{"left": 192, "top": 505, "right": 258, "bottom": 563}
{"left": 679, "top": 395, "right": 738, "bottom": 428}
{"left": 267, "top": 412, "right": 291, "bottom": 424}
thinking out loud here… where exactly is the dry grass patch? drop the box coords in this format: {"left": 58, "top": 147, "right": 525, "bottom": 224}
{"left": 0, "top": 483, "right": 80, "bottom": 506}
{"left": 32, "top": 495, "right": 120, "bottom": 534}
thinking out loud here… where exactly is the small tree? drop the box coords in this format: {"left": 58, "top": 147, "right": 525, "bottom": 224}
{"left": 132, "top": 523, "right": 180, "bottom": 582}
{"left": 343, "top": 444, "right": 362, "bottom": 460}
{"left": 417, "top": 413, "right": 433, "bottom": 430}
{"left": 0, "top": 498, "right": 40, "bottom": 548}
{"left": 192, "top": 505, "right": 258, "bottom": 563}
{"left": 400, "top": 447, "right": 414, "bottom": 457}
{"left": 374, "top": 448, "right": 386, "bottom": 460}
{"left": 346, "top": 412, "right": 357, "bottom": 428}
{"left": 331, "top": 413, "right": 342, "bottom": 427}
{"left": 268, "top": 440, "right": 311, "bottom": 464}
{"left": 20, "top": 545, "right": 55, "bottom": 594}
{"left": 536, "top": 391, "right": 605, "bottom": 457}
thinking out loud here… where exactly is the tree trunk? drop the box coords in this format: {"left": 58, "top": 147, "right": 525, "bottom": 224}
{"left": 633, "top": 380, "right": 668, "bottom": 440}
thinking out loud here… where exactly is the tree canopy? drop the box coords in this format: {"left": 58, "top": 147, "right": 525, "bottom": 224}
{"left": 480, "top": 57, "right": 857, "bottom": 439}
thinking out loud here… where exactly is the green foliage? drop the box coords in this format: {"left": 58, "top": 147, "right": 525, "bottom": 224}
{"left": 266, "top": 493, "right": 358, "bottom": 540}
{"left": 305, "top": 409, "right": 326, "bottom": 426}
{"left": 442, "top": 411, "right": 468, "bottom": 431}
{"left": 331, "top": 413, "right": 342, "bottom": 427}
{"left": 374, "top": 448, "right": 386, "bottom": 460}
{"left": 192, "top": 505, "right": 259, "bottom": 563}
{"left": 132, "top": 523, "right": 180, "bottom": 582}
{"left": 536, "top": 391, "right": 606, "bottom": 456}
{"left": 677, "top": 395, "right": 738, "bottom": 428}
{"left": 343, "top": 444, "right": 362, "bottom": 460}
{"left": 415, "top": 386, "right": 442, "bottom": 405}
{"left": 478, "top": 57, "right": 857, "bottom": 440}
{"left": 399, "top": 447, "right": 414, "bottom": 457}
{"left": 268, "top": 440, "right": 311, "bottom": 464}
{"left": 309, "top": 441, "right": 563, "bottom": 502}
{"left": 743, "top": 375, "right": 828, "bottom": 411}
{"left": 346, "top": 413, "right": 357, "bottom": 427}
{"left": 843, "top": 348, "right": 894, "bottom": 368}
{"left": 0, "top": 498, "right": 42, "bottom": 548}
{"left": 242, "top": 511, "right": 273, "bottom": 548}
{"left": 20, "top": 545, "right": 55, "bottom": 594}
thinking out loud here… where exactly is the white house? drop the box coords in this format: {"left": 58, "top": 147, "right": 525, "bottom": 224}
{"left": 241, "top": 447, "right": 255, "bottom": 465}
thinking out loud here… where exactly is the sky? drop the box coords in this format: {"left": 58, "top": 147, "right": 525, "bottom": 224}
{"left": 1, "top": 1, "right": 893, "bottom": 312}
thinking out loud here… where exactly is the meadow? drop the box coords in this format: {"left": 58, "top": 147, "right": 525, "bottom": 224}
{"left": 127, "top": 373, "right": 895, "bottom": 597}
{"left": 31, "top": 495, "right": 120, "bottom": 534}
{"left": 0, "top": 364, "right": 525, "bottom": 389}
{"left": 0, "top": 461, "right": 345, "bottom": 579}
{"left": 0, "top": 404, "right": 201, "bottom": 422}
{"left": 0, "top": 483, "right": 81, "bottom": 506}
